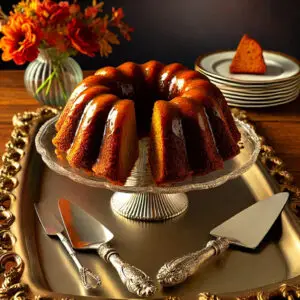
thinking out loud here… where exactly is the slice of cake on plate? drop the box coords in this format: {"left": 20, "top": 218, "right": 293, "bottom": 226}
{"left": 230, "top": 34, "right": 266, "bottom": 74}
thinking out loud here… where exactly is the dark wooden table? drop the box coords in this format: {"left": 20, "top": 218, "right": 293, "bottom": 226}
{"left": 1, "top": 70, "right": 300, "bottom": 184}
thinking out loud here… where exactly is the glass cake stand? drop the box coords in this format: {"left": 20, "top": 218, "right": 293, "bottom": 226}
{"left": 35, "top": 116, "right": 260, "bottom": 221}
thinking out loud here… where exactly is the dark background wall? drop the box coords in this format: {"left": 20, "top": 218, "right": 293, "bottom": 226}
{"left": 0, "top": 0, "right": 299, "bottom": 70}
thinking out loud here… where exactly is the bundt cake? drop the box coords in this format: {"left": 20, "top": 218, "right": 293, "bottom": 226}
{"left": 230, "top": 34, "right": 267, "bottom": 74}
{"left": 53, "top": 60, "right": 241, "bottom": 185}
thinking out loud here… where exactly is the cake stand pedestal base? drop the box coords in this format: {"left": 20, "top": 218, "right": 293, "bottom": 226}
{"left": 110, "top": 192, "right": 188, "bottom": 221}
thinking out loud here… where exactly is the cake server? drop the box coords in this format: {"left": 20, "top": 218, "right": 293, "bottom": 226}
{"left": 157, "top": 192, "right": 289, "bottom": 287}
{"left": 34, "top": 202, "right": 101, "bottom": 290}
{"left": 58, "top": 198, "right": 157, "bottom": 297}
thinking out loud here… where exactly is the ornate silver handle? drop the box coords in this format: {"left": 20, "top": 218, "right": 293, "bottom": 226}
{"left": 156, "top": 237, "right": 230, "bottom": 287}
{"left": 98, "top": 243, "right": 156, "bottom": 297}
{"left": 56, "top": 232, "right": 101, "bottom": 289}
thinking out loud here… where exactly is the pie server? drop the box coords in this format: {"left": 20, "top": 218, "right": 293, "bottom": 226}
{"left": 156, "top": 192, "right": 289, "bottom": 287}
{"left": 34, "top": 202, "right": 101, "bottom": 289}
{"left": 58, "top": 198, "right": 156, "bottom": 297}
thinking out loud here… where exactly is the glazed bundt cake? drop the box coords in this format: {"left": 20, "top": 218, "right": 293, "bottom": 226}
{"left": 53, "top": 60, "right": 241, "bottom": 185}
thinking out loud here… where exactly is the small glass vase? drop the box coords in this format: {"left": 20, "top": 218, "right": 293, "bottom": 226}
{"left": 24, "top": 48, "right": 83, "bottom": 107}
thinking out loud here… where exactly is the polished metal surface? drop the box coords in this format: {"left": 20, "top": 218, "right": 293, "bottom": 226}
{"left": 157, "top": 192, "right": 289, "bottom": 287}
{"left": 210, "top": 192, "right": 289, "bottom": 248}
{"left": 35, "top": 202, "right": 101, "bottom": 290}
{"left": 6, "top": 107, "right": 300, "bottom": 300}
{"left": 58, "top": 199, "right": 156, "bottom": 297}
{"left": 29, "top": 161, "right": 299, "bottom": 298}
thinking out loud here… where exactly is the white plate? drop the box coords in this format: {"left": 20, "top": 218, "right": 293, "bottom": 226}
{"left": 227, "top": 97, "right": 297, "bottom": 108}
{"left": 225, "top": 92, "right": 299, "bottom": 104}
{"left": 195, "top": 67, "right": 300, "bottom": 89}
{"left": 198, "top": 67, "right": 300, "bottom": 88}
{"left": 225, "top": 95, "right": 298, "bottom": 106}
{"left": 227, "top": 98, "right": 290, "bottom": 105}
{"left": 222, "top": 89, "right": 299, "bottom": 101}
{"left": 205, "top": 73, "right": 300, "bottom": 88}
{"left": 221, "top": 89, "right": 299, "bottom": 99}
{"left": 215, "top": 81, "right": 300, "bottom": 95}
{"left": 197, "top": 51, "right": 300, "bottom": 84}
{"left": 226, "top": 94, "right": 298, "bottom": 108}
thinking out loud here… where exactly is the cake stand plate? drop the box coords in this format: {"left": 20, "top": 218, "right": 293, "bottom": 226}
{"left": 35, "top": 116, "right": 260, "bottom": 221}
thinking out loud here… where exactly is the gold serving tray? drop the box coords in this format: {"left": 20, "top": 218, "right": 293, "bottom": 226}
{"left": 1, "top": 107, "right": 300, "bottom": 299}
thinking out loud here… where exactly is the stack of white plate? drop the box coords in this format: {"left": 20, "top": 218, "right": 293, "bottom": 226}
{"left": 195, "top": 51, "right": 300, "bottom": 108}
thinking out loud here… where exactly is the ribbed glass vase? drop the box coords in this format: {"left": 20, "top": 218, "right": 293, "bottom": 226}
{"left": 24, "top": 48, "right": 83, "bottom": 107}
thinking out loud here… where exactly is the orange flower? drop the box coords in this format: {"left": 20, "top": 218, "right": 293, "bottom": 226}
{"left": 90, "top": 16, "right": 107, "bottom": 33}
{"left": 0, "top": 1, "right": 132, "bottom": 62}
{"left": 0, "top": 13, "right": 42, "bottom": 65}
{"left": 67, "top": 18, "right": 99, "bottom": 57}
{"left": 85, "top": 2, "right": 104, "bottom": 19}
{"left": 85, "top": 6, "right": 99, "bottom": 19}
{"left": 43, "top": 31, "right": 70, "bottom": 52}
{"left": 36, "top": 0, "right": 70, "bottom": 27}
{"left": 15, "top": 0, "right": 39, "bottom": 16}
{"left": 111, "top": 7, "right": 124, "bottom": 25}
{"left": 69, "top": 4, "right": 80, "bottom": 15}
{"left": 119, "top": 23, "right": 134, "bottom": 41}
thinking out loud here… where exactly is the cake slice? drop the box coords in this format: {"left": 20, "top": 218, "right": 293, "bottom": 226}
{"left": 149, "top": 101, "right": 189, "bottom": 184}
{"left": 53, "top": 85, "right": 110, "bottom": 152}
{"left": 66, "top": 94, "right": 119, "bottom": 170}
{"left": 182, "top": 83, "right": 241, "bottom": 143}
{"left": 182, "top": 88, "right": 240, "bottom": 160}
{"left": 92, "top": 100, "right": 139, "bottom": 185}
{"left": 230, "top": 34, "right": 266, "bottom": 74}
{"left": 171, "top": 97, "right": 224, "bottom": 175}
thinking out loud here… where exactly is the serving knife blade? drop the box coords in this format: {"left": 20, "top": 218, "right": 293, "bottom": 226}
{"left": 58, "top": 198, "right": 157, "bottom": 297}
{"left": 156, "top": 192, "right": 289, "bottom": 287}
{"left": 210, "top": 192, "right": 288, "bottom": 248}
{"left": 34, "top": 202, "right": 101, "bottom": 289}
{"left": 35, "top": 202, "right": 64, "bottom": 236}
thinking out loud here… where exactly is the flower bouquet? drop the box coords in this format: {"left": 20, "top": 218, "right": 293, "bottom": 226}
{"left": 0, "top": 0, "right": 133, "bottom": 106}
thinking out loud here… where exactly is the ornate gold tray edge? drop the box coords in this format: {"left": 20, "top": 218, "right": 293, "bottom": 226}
{"left": 0, "top": 107, "right": 299, "bottom": 299}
